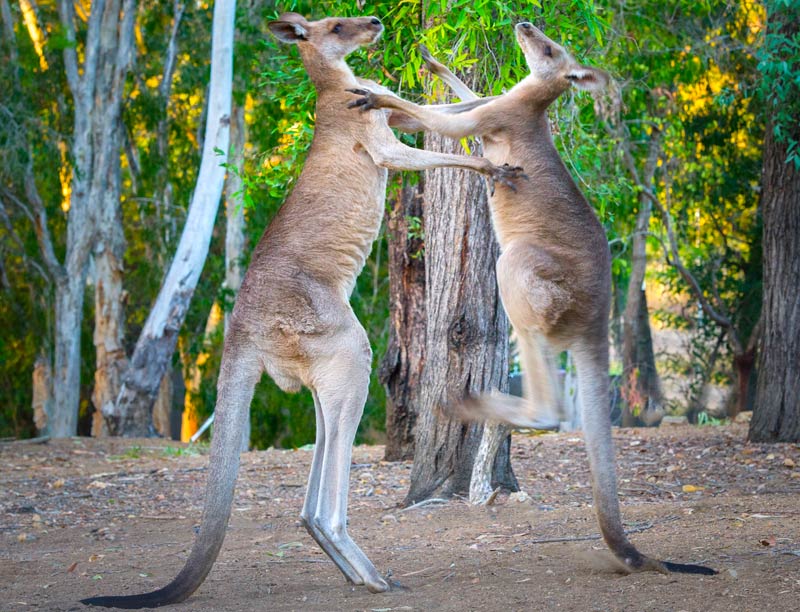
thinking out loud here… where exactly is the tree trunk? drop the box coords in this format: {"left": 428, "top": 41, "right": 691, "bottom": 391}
{"left": 91, "top": 116, "right": 128, "bottom": 437}
{"left": 224, "top": 102, "right": 248, "bottom": 450}
{"left": 32, "top": 354, "right": 53, "bottom": 435}
{"left": 152, "top": 372, "right": 173, "bottom": 437}
{"left": 749, "top": 114, "right": 800, "bottom": 441}
{"left": 621, "top": 197, "right": 663, "bottom": 427}
{"left": 50, "top": 273, "right": 86, "bottom": 437}
{"left": 110, "top": 0, "right": 236, "bottom": 436}
{"left": 405, "top": 129, "right": 515, "bottom": 504}
{"left": 731, "top": 347, "right": 755, "bottom": 419}
{"left": 380, "top": 181, "right": 426, "bottom": 461}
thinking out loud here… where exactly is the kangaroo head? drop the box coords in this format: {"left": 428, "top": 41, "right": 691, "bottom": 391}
{"left": 515, "top": 22, "right": 608, "bottom": 95}
{"left": 268, "top": 13, "right": 383, "bottom": 61}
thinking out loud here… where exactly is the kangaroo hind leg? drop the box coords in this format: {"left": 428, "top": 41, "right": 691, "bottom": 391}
{"left": 306, "top": 323, "right": 390, "bottom": 593}
{"left": 299, "top": 390, "right": 362, "bottom": 585}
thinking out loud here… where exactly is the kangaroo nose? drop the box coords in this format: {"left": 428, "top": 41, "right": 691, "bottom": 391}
{"left": 519, "top": 22, "right": 532, "bottom": 29}
{"left": 371, "top": 18, "right": 382, "bottom": 26}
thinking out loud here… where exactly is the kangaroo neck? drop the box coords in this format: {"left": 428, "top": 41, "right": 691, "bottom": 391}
{"left": 298, "top": 46, "right": 358, "bottom": 91}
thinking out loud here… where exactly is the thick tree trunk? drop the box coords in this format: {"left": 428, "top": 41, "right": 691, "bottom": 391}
{"left": 749, "top": 120, "right": 800, "bottom": 441}
{"left": 405, "top": 129, "right": 515, "bottom": 504}
{"left": 621, "top": 196, "right": 663, "bottom": 427}
{"left": 110, "top": 0, "right": 235, "bottom": 436}
{"left": 380, "top": 182, "right": 426, "bottom": 461}
{"left": 92, "top": 118, "right": 128, "bottom": 437}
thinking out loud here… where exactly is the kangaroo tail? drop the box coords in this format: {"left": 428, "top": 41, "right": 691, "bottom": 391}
{"left": 572, "top": 341, "right": 717, "bottom": 579}
{"left": 82, "top": 350, "right": 260, "bottom": 608}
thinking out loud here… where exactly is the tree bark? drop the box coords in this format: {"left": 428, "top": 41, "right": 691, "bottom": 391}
{"left": 621, "top": 195, "right": 663, "bottom": 427}
{"left": 380, "top": 181, "right": 426, "bottom": 461}
{"left": 405, "top": 128, "right": 515, "bottom": 504}
{"left": 110, "top": 0, "right": 236, "bottom": 436}
{"left": 32, "top": 354, "right": 53, "bottom": 434}
{"left": 91, "top": 108, "right": 128, "bottom": 437}
{"left": 749, "top": 116, "right": 800, "bottom": 441}
{"left": 224, "top": 102, "right": 248, "bottom": 450}
{"left": 621, "top": 283, "right": 663, "bottom": 426}
{"left": 50, "top": 273, "right": 86, "bottom": 437}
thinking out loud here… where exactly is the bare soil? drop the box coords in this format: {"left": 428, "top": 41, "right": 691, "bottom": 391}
{"left": 2, "top": 423, "right": 799, "bottom": 611}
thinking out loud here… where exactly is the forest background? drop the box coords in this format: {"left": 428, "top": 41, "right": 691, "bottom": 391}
{"left": 1, "top": 0, "right": 797, "bottom": 449}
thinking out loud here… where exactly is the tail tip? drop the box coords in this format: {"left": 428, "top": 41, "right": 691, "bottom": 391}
{"left": 663, "top": 560, "right": 718, "bottom": 576}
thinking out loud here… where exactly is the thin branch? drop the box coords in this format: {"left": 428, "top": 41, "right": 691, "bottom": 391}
{"left": 653, "top": 174, "right": 740, "bottom": 350}
{"left": 0, "top": 196, "right": 50, "bottom": 283}
{"left": 80, "top": 0, "right": 108, "bottom": 109}
{"left": 20, "top": 161, "right": 65, "bottom": 280}
{"left": 57, "top": 0, "right": 81, "bottom": 100}
{"left": 159, "top": 1, "right": 185, "bottom": 102}
{"left": 0, "top": 0, "right": 18, "bottom": 67}
{"left": 745, "top": 310, "right": 763, "bottom": 354}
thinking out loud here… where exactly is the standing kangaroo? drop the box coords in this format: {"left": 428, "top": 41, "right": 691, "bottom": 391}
{"left": 350, "top": 23, "right": 715, "bottom": 575}
{"left": 82, "top": 14, "right": 522, "bottom": 609}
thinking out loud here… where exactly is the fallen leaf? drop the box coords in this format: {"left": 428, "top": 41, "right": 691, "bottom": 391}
{"left": 52, "top": 479, "right": 65, "bottom": 489}
{"left": 760, "top": 536, "right": 777, "bottom": 547}
{"left": 67, "top": 562, "right": 78, "bottom": 573}
{"left": 783, "top": 458, "right": 795, "bottom": 468}
{"left": 682, "top": 484, "right": 704, "bottom": 493}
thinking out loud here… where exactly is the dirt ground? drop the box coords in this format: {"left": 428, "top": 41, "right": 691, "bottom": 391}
{"left": 2, "top": 423, "right": 799, "bottom": 612}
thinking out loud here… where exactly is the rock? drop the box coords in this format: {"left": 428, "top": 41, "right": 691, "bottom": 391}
{"left": 660, "top": 416, "right": 688, "bottom": 427}
{"left": 508, "top": 491, "right": 531, "bottom": 503}
{"left": 734, "top": 411, "right": 752, "bottom": 424}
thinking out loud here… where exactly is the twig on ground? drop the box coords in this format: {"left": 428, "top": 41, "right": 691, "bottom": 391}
{"left": 400, "top": 498, "right": 449, "bottom": 513}
{"left": 0, "top": 436, "right": 50, "bottom": 446}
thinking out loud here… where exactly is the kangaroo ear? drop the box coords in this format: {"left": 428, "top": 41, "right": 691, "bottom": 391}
{"left": 268, "top": 17, "right": 309, "bottom": 43}
{"left": 565, "top": 65, "right": 609, "bottom": 92}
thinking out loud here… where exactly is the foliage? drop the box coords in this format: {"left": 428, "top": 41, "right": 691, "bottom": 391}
{"left": 0, "top": 0, "right": 775, "bottom": 440}
{"left": 758, "top": 0, "right": 800, "bottom": 165}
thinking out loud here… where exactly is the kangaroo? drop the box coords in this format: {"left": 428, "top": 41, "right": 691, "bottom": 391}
{"left": 82, "top": 14, "right": 523, "bottom": 609}
{"left": 349, "top": 23, "right": 716, "bottom": 576}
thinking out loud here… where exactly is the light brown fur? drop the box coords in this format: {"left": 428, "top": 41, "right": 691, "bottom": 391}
{"left": 351, "top": 23, "right": 713, "bottom": 576}
{"left": 82, "top": 14, "right": 523, "bottom": 609}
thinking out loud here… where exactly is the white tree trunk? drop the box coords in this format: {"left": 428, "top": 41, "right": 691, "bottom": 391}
{"left": 50, "top": 273, "right": 86, "bottom": 437}
{"left": 111, "top": 0, "right": 236, "bottom": 436}
{"left": 469, "top": 421, "right": 511, "bottom": 504}
{"left": 224, "top": 103, "right": 249, "bottom": 450}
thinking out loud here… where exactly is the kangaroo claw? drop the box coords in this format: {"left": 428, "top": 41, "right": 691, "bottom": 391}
{"left": 346, "top": 88, "right": 380, "bottom": 112}
{"left": 489, "top": 164, "right": 526, "bottom": 193}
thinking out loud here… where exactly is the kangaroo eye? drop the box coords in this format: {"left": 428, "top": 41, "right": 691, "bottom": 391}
{"left": 332, "top": 23, "right": 342, "bottom": 34}
{"left": 544, "top": 45, "right": 553, "bottom": 57}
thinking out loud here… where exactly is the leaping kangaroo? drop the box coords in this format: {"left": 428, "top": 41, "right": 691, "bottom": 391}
{"left": 349, "top": 23, "right": 716, "bottom": 576}
{"left": 82, "top": 13, "right": 523, "bottom": 609}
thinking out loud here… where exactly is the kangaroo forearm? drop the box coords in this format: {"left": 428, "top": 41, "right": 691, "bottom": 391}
{"left": 429, "top": 96, "right": 497, "bottom": 114}
{"left": 376, "top": 142, "right": 488, "bottom": 175}
{"left": 373, "top": 94, "right": 481, "bottom": 139}
{"left": 387, "top": 98, "right": 495, "bottom": 134}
